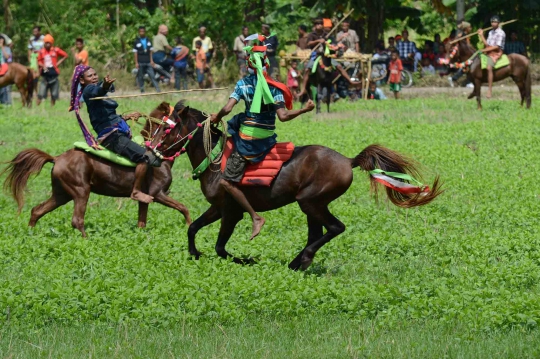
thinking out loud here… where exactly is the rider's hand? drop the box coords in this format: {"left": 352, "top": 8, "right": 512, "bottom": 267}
{"left": 210, "top": 113, "right": 220, "bottom": 124}
{"left": 319, "top": 38, "right": 326, "bottom": 44}
{"left": 305, "top": 100, "right": 315, "bottom": 112}
{"left": 477, "top": 29, "right": 483, "bottom": 35}
{"left": 103, "top": 74, "right": 116, "bottom": 88}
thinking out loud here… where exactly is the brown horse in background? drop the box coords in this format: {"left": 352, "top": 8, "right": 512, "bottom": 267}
{"left": 162, "top": 101, "right": 442, "bottom": 270}
{"left": 0, "top": 62, "right": 34, "bottom": 107}
{"left": 450, "top": 40, "right": 531, "bottom": 110}
{"left": 1, "top": 102, "right": 192, "bottom": 237}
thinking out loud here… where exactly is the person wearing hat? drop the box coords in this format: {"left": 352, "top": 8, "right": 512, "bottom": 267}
{"left": 36, "top": 34, "right": 68, "bottom": 107}
{"left": 209, "top": 33, "right": 315, "bottom": 240}
{"left": 478, "top": 15, "right": 506, "bottom": 98}
{"left": 448, "top": 21, "right": 474, "bottom": 88}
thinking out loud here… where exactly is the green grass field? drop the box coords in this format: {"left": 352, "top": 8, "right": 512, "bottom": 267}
{"left": 1, "top": 89, "right": 540, "bottom": 357}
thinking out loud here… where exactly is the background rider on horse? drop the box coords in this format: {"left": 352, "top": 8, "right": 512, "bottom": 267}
{"left": 70, "top": 65, "right": 162, "bottom": 204}
{"left": 210, "top": 33, "right": 315, "bottom": 240}
{"left": 478, "top": 15, "right": 506, "bottom": 98}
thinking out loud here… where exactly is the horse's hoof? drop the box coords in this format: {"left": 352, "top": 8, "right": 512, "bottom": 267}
{"left": 233, "top": 257, "right": 257, "bottom": 265}
{"left": 189, "top": 250, "right": 203, "bottom": 259}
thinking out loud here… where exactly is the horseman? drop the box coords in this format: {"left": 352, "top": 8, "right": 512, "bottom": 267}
{"left": 478, "top": 15, "right": 506, "bottom": 98}
{"left": 297, "top": 18, "right": 359, "bottom": 99}
{"left": 69, "top": 65, "right": 162, "bottom": 204}
{"left": 447, "top": 21, "right": 473, "bottom": 88}
{"left": 209, "top": 33, "right": 315, "bottom": 240}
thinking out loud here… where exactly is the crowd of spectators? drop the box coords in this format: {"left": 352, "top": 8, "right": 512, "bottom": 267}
{"left": 0, "top": 20, "right": 532, "bottom": 105}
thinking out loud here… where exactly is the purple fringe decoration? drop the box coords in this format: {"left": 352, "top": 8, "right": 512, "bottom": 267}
{"left": 69, "top": 65, "right": 98, "bottom": 147}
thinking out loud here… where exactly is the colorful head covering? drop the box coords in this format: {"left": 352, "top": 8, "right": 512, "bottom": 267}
{"left": 43, "top": 34, "right": 54, "bottom": 44}
{"left": 69, "top": 65, "right": 98, "bottom": 147}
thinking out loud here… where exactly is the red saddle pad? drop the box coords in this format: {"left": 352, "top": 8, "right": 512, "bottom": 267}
{"left": 221, "top": 138, "right": 295, "bottom": 186}
{"left": 0, "top": 63, "right": 8, "bottom": 76}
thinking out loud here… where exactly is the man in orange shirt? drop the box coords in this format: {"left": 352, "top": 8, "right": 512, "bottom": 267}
{"left": 37, "top": 34, "right": 68, "bottom": 106}
{"left": 194, "top": 40, "right": 206, "bottom": 88}
{"left": 72, "top": 38, "right": 89, "bottom": 66}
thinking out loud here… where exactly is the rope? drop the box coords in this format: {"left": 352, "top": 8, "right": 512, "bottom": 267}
{"left": 202, "top": 114, "right": 227, "bottom": 168}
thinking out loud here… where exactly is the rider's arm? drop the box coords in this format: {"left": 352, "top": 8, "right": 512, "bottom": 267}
{"left": 276, "top": 100, "right": 315, "bottom": 122}
{"left": 212, "top": 98, "right": 238, "bottom": 123}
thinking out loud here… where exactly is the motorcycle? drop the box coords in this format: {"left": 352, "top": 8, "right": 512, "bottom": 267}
{"left": 131, "top": 63, "right": 173, "bottom": 86}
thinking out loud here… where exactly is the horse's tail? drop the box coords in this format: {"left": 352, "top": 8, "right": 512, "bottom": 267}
{"left": 1, "top": 149, "right": 55, "bottom": 212}
{"left": 26, "top": 68, "right": 34, "bottom": 104}
{"left": 525, "top": 61, "right": 532, "bottom": 109}
{"left": 351, "top": 144, "right": 443, "bottom": 208}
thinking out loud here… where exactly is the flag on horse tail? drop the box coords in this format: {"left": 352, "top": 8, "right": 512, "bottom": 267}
{"left": 369, "top": 169, "right": 430, "bottom": 194}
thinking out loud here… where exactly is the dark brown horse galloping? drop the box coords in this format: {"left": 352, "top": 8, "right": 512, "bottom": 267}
{"left": 0, "top": 62, "right": 34, "bottom": 107}
{"left": 451, "top": 40, "right": 531, "bottom": 110}
{"left": 1, "top": 102, "right": 191, "bottom": 237}
{"left": 163, "top": 101, "right": 442, "bottom": 270}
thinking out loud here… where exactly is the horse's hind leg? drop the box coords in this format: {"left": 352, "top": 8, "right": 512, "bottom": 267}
{"left": 296, "top": 203, "right": 345, "bottom": 270}
{"left": 187, "top": 205, "right": 220, "bottom": 258}
{"left": 288, "top": 215, "right": 323, "bottom": 270}
{"left": 62, "top": 185, "right": 90, "bottom": 237}
{"left": 29, "top": 182, "right": 71, "bottom": 227}
{"left": 513, "top": 78, "right": 526, "bottom": 107}
{"left": 153, "top": 192, "right": 192, "bottom": 225}
{"left": 474, "top": 78, "right": 482, "bottom": 110}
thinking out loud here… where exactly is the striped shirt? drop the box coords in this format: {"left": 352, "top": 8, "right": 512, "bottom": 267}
{"left": 227, "top": 75, "right": 285, "bottom": 163}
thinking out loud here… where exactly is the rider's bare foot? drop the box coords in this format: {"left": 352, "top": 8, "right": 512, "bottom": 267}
{"left": 250, "top": 216, "right": 266, "bottom": 240}
{"left": 131, "top": 190, "right": 154, "bottom": 204}
{"left": 486, "top": 90, "right": 492, "bottom": 99}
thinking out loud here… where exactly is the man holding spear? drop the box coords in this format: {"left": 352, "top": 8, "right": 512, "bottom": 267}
{"left": 478, "top": 15, "right": 506, "bottom": 98}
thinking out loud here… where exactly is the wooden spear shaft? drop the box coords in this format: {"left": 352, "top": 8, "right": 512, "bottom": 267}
{"left": 90, "top": 87, "right": 229, "bottom": 100}
{"left": 449, "top": 19, "right": 517, "bottom": 44}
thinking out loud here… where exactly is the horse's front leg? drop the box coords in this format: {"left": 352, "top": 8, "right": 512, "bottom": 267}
{"left": 474, "top": 78, "right": 482, "bottom": 110}
{"left": 137, "top": 202, "right": 149, "bottom": 228}
{"left": 153, "top": 191, "right": 192, "bottom": 225}
{"left": 187, "top": 205, "right": 221, "bottom": 258}
{"left": 215, "top": 206, "right": 254, "bottom": 264}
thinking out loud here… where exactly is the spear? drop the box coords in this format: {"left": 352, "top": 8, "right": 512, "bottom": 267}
{"left": 449, "top": 19, "right": 517, "bottom": 44}
{"left": 90, "top": 87, "right": 229, "bottom": 100}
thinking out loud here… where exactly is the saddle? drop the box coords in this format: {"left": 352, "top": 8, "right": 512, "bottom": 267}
{"left": 480, "top": 54, "right": 510, "bottom": 70}
{"left": 73, "top": 135, "right": 145, "bottom": 167}
{"left": 0, "top": 63, "right": 8, "bottom": 76}
{"left": 221, "top": 138, "right": 295, "bottom": 186}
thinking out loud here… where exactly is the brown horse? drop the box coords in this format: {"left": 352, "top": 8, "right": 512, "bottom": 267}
{"left": 1, "top": 102, "right": 191, "bottom": 237}
{"left": 0, "top": 62, "right": 34, "bottom": 107}
{"left": 159, "top": 101, "right": 442, "bottom": 270}
{"left": 450, "top": 40, "right": 531, "bottom": 110}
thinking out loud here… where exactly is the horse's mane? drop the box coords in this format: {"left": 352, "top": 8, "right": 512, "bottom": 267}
{"left": 173, "top": 99, "right": 223, "bottom": 140}
{"left": 457, "top": 39, "right": 476, "bottom": 56}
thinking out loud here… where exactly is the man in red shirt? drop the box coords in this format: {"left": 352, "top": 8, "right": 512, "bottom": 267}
{"left": 37, "top": 34, "right": 68, "bottom": 106}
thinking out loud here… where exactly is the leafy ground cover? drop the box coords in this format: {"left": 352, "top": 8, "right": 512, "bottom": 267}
{"left": 1, "top": 88, "right": 540, "bottom": 356}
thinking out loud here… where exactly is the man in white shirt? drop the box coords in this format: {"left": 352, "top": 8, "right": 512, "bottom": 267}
{"left": 478, "top": 15, "right": 506, "bottom": 98}
{"left": 233, "top": 26, "right": 249, "bottom": 78}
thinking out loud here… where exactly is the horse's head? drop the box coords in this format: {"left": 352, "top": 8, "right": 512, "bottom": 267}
{"left": 143, "top": 101, "right": 190, "bottom": 162}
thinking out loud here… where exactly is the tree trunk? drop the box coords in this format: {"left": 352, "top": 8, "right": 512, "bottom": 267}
{"left": 244, "top": 0, "right": 264, "bottom": 23}
{"left": 3, "top": 0, "right": 12, "bottom": 32}
{"left": 456, "top": 0, "right": 465, "bottom": 23}
{"left": 365, "top": 0, "right": 384, "bottom": 53}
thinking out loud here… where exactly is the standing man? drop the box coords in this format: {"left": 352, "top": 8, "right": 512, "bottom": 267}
{"left": 261, "top": 24, "right": 279, "bottom": 80}
{"left": 133, "top": 26, "right": 160, "bottom": 93}
{"left": 192, "top": 26, "right": 215, "bottom": 88}
{"left": 337, "top": 19, "right": 360, "bottom": 53}
{"left": 36, "top": 34, "right": 68, "bottom": 107}
{"left": 233, "top": 26, "right": 249, "bottom": 78}
{"left": 296, "top": 25, "right": 309, "bottom": 51}
{"left": 397, "top": 29, "right": 419, "bottom": 71}
{"left": 28, "top": 26, "right": 45, "bottom": 78}
{"left": 0, "top": 35, "right": 13, "bottom": 105}
{"left": 152, "top": 24, "right": 174, "bottom": 69}
{"left": 478, "top": 15, "right": 506, "bottom": 98}
{"left": 505, "top": 31, "right": 526, "bottom": 56}
{"left": 72, "top": 38, "right": 89, "bottom": 66}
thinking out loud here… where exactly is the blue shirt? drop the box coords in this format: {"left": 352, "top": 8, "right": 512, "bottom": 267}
{"left": 227, "top": 75, "right": 285, "bottom": 162}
